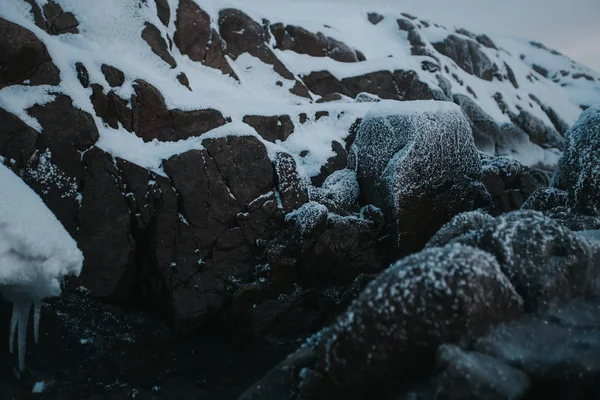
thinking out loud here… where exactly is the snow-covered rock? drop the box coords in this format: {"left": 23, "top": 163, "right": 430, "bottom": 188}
{"left": 552, "top": 105, "right": 600, "bottom": 214}
{"left": 0, "top": 163, "right": 83, "bottom": 370}
{"left": 350, "top": 100, "right": 486, "bottom": 255}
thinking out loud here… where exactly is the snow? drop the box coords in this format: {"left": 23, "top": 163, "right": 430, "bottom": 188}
{"left": 32, "top": 381, "right": 46, "bottom": 393}
{"left": 0, "top": 163, "right": 83, "bottom": 371}
{"left": 285, "top": 201, "right": 329, "bottom": 235}
{"left": 1, "top": 0, "right": 594, "bottom": 179}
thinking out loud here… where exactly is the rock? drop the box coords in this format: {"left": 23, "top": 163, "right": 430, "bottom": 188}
{"left": 350, "top": 101, "right": 485, "bottom": 256}
{"left": 219, "top": 9, "right": 310, "bottom": 98}
{"left": 551, "top": 106, "right": 600, "bottom": 214}
{"left": 170, "top": 108, "right": 227, "bottom": 140}
{"left": 368, "top": 12, "right": 384, "bottom": 25}
{"left": 243, "top": 115, "right": 295, "bottom": 143}
{"left": 132, "top": 80, "right": 176, "bottom": 142}
{"left": 301, "top": 70, "right": 352, "bottom": 97}
{"left": 426, "top": 211, "right": 494, "bottom": 248}
{"left": 237, "top": 191, "right": 284, "bottom": 249}
{"left": 429, "top": 344, "right": 530, "bottom": 400}
{"left": 173, "top": 0, "right": 211, "bottom": 61}
{"left": 77, "top": 147, "right": 136, "bottom": 300}
{"left": 0, "top": 17, "right": 61, "bottom": 88}
{"left": 0, "top": 107, "right": 38, "bottom": 167}
{"left": 142, "top": 22, "right": 177, "bottom": 68}
{"left": 308, "top": 169, "right": 360, "bottom": 215}
{"left": 243, "top": 244, "right": 523, "bottom": 399}
{"left": 75, "top": 62, "right": 89, "bottom": 88}
{"left": 101, "top": 64, "right": 125, "bottom": 87}
{"left": 202, "top": 135, "right": 275, "bottom": 206}
{"left": 90, "top": 84, "right": 134, "bottom": 131}
{"left": 274, "top": 153, "right": 309, "bottom": 214}
{"left": 42, "top": 0, "right": 79, "bottom": 35}
{"left": 311, "top": 141, "right": 348, "bottom": 187}
{"left": 176, "top": 71, "right": 191, "bottom": 90}
{"left": 451, "top": 211, "right": 593, "bottom": 312}
{"left": 453, "top": 94, "right": 502, "bottom": 154}
{"left": 342, "top": 71, "right": 400, "bottom": 100}
{"left": 522, "top": 187, "right": 569, "bottom": 212}
{"left": 271, "top": 24, "right": 361, "bottom": 62}
{"left": 474, "top": 298, "right": 600, "bottom": 400}
{"left": 529, "top": 94, "right": 570, "bottom": 134}
{"left": 514, "top": 110, "right": 564, "bottom": 150}
{"left": 432, "top": 35, "right": 498, "bottom": 81}
{"left": 394, "top": 70, "right": 448, "bottom": 101}
{"left": 155, "top": 0, "right": 170, "bottom": 27}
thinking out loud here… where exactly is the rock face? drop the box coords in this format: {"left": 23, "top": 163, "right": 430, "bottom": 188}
{"left": 241, "top": 244, "right": 524, "bottom": 399}
{"left": 350, "top": 101, "right": 487, "bottom": 256}
{"left": 552, "top": 106, "right": 600, "bottom": 214}
{"left": 0, "top": 17, "right": 61, "bottom": 88}
{"left": 432, "top": 34, "right": 498, "bottom": 81}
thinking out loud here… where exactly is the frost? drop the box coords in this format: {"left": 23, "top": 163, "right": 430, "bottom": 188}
{"left": 32, "top": 381, "right": 46, "bottom": 393}
{"left": 23, "top": 150, "right": 78, "bottom": 198}
{"left": 309, "top": 169, "right": 359, "bottom": 215}
{"left": 0, "top": 164, "right": 83, "bottom": 371}
{"left": 285, "top": 201, "right": 329, "bottom": 235}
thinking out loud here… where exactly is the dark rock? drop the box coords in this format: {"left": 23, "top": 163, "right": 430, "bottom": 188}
{"left": 42, "top": 0, "right": 79, "bottom": 35}
{"left": 529, "top": 94, "right": 569, "bottom": 134}
{"left": 551, "top": 106, "right": 600, "bottom": 214}
{"left": 132, "top": 80, "right": 176, "bottom": 142}
{"left": 429, "top": 344, "right": 530, "bottom": 400}
{"left": 301, "top": 70, "right": 352, "bottom": 97}
{"left": 170, "top": 108, "right": 227, "bottom": 140}
{"left": 271, "top": 24, "right": 361, "bottom": 63}
{"left": 532, "top": 64, "right": 549, "bottom": 78}
{"left": 155, "top": 0, "right": 170, "bottom": 27}
{"left": 237, "top": 191, "right": 284, "bottom": 249}
{"left": 316, "top": 93, "right": 346, "bottom": 103}
{"left": 475, "top": 34, "right": 498, "bottom": 50}
{"left": 23, "top": 95, "right": 98, "bottom": 234}
{"left": 142, "top": 22, "right": 177, "bottom": 68}
{"left": 90, "top": 84, "right": 133, "bottom": 131}
{"left": 427, "top": 211, "right": 494, "bottom": 248}
{"left": 243, "top": 115, "right": 295, "bottom": 143}
{"left": 504, "top": 62, "right": 519, "bottom": 89}
{"left": 521, "top": 187, "right": 569, "bottom": 212}
{"left": 24, "top": 0, "right": 46, "bottom": 30}
{"left": 274, "top": 152, "right": 309, "bottom": 213}
{"left": 342, "top": 70, "right": 399, "bottom": 100}
{"left": 394, "top": 70, "right": 448, "bottom": 101}
{"left": 176, "top": 71, "right": 191, "bottom": 90}
{"left": 202, "top": 135, "right": 275, "bottom": 206}
{"left": 350, "top": 102, "right": 484, "bottom": 256}
{"left": 75, "top": 62, "right": 89, "bottom": 88}
{"left": 514, "top": 110, "right": 564, "bottom": 150}
{"left": 0, "top": 107, "right": 38, "bottom": 167}
{"left": 77, "top": 147, "right": 136, "bottom": 300}
{"left": 243, "top": 244, "right": 523, "bottom": 399}
{"left": 451, "top": 211, "right": 593, "bottom": 312}
{"left": 174, "top": 0, "right": 212, "bottom": 62}
{"left": 311, "top": 141, "right": 348, "bottom": 187}
{"left": 367, "top": 12, "right": 384, "bottom": 25}
{"left": 0, "top": 17, "right": 61, "bottom": 88}
{"left": 219, "top": 9, "right": 310, "bottom": 98}
{"left": 474, "top": 298, "right": 600, "bottom": 400}
{"left": 100, "top": 63, "right": 125, "bottom": 87}
{"left": 432, "top": 35, "right": 498, "bottom": 81}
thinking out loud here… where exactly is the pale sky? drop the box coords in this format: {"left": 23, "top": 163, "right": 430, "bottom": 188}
{"left": 287, "top": 0, "right": 600, "bottom": 72}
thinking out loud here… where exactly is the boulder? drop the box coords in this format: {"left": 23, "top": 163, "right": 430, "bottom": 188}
{"left": 0, "top": 17, "right": 60, "bottom": 88}
{"left": 350, "top": 101, "right": 486, "bottom": 256}
{"left": 41, "top": 0, "right": 79, "bottom": 35}
{"left": 311, "top": 141, "right": 348, "bottom": 187}
{"left": 132, "top": 80, "right": 175, "bottom": 142}
{"left": 451, "top": 211, "right": 593, "bottom": 312}
{"left": 100, "top": 64, "right": 125, "bottom": 87}
{"left": 429, "top": 344, "right": 530, "bottom": 400}
{"left": 301, "top": 70, "right": 352, "bottom": 97}
{"left": 426, "top": 211, "right": 494, "bottom": 248}
{"left": 274, "top": 153, "right": 309, "bottom": 214}
{"left": 432, "top": 34, "right": 498, "bottom": 81}
{"left": 454, "top": 94, "right": 502, "bottom": 154}
{"left": 170, "top": 108, "right": 227, "bottom": 140}
{"left": 474, "top": 298, "right": 600, "bottom": 399}
{"left": 142, "top": 22, "right": 177, "bottom": 68}
{"left": 90, "top": 85, "right": 134, "bottom": 131}
{"left": 308, "top": 169, "right": 360, "bottom": 215}
{"left": 242, "top": 244, "right": 523, "bottom": 399}
{"left": 0, "top": 108, "right": 38, "bottom": 167}
{"left": 243, "top": 115, "right": 295, "bottom": 142}
{"left": 551, "top": 106, "right": 600, "bottom": 214}
{"left": 154, "top": 0, "right": 170, "bottom": 27}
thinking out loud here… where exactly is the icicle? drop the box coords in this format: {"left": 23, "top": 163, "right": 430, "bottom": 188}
{"left": 9, "top": 301, "right": 32, "bottom": 372}
{"left": 33, "top": 301, "right": 41, "bottom": 344}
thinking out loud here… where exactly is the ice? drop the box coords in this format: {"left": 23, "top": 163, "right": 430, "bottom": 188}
{"left": 0, "top": 163, "right": 83, "bottom": 371}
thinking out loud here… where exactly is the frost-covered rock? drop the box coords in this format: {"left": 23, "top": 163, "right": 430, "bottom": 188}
{"left": 308, "top": 169, "right": 359, "bottom": 215}
{"left": 426, "top": 211, "right": 494, "bottom": 248}
{"left": 285, "top": 202, "right": 329, "bottom": 237}
{"left": 551, "top": 106, "right": 600, "bottom": 214}
{"left": 350, "top": 100, "right": 486, "bottom": 255}
{"left": 242, "top": 244, "right": 523, "bottom": 399}
{"left": 451, "top": 211, "right": 593, "bottom": 312}
{"left": 0, "top": 163, "right": 83, "bottom": 371}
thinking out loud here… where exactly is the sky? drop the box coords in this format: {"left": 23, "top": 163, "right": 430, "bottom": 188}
{"left": 286, "top": 0, "right": 600, "bottom": 72}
